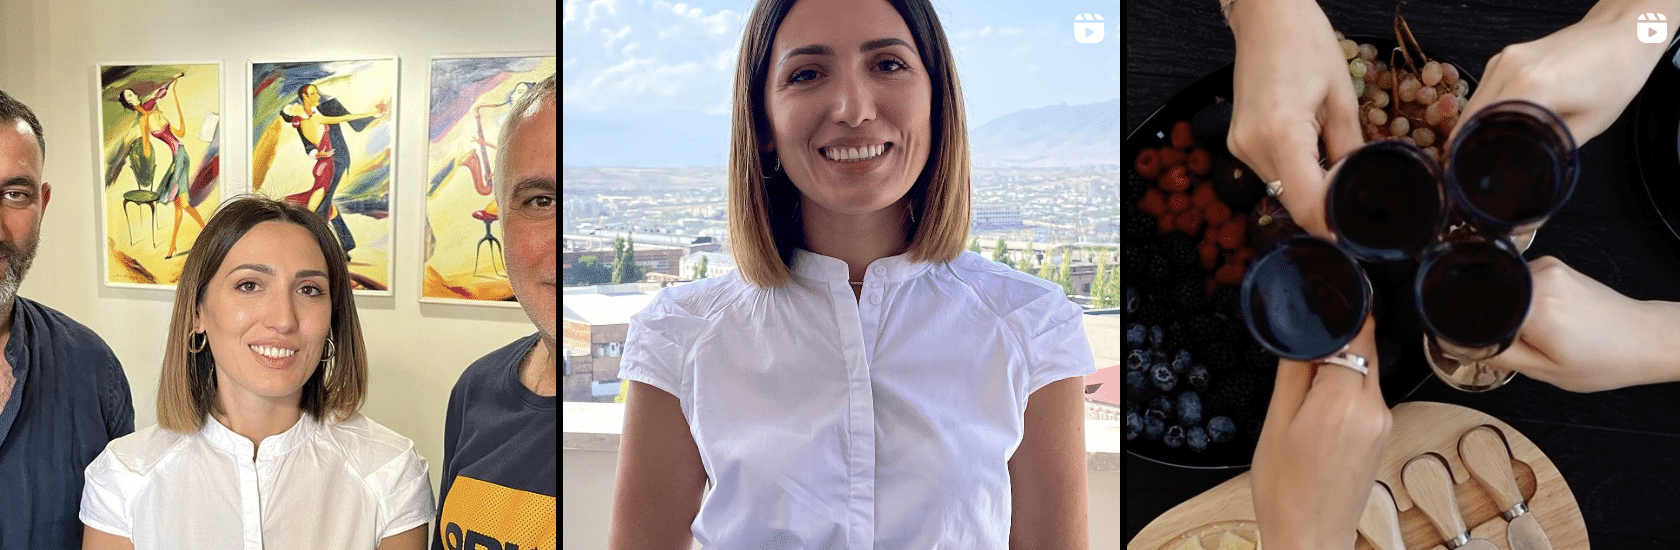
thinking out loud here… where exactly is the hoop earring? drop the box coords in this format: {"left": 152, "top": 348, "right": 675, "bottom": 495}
{"left": 188, "top": 331, "right": 207, "bottom": 353}
{"left": 906, "top": 201, "right": 918, "bottom": 225}
{"left": 320, "top": 336, "right": 336, "bottom": 363}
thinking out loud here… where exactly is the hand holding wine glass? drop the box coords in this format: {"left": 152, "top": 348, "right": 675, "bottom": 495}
{"left": 1485, "top": 256, "right": 1680, "bottom": 392}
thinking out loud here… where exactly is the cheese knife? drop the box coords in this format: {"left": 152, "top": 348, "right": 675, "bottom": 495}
{"left": 1357, "top": 482, "right": 1407, "bottom": 550}
{"left": 1461, "top": 426, "right": 1553, "bottom": 550}
{"left": 1402, "top": 453, "right": 1500, "bottom": 550}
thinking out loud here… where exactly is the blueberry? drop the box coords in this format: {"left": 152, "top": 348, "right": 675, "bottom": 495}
{"left": 1125, "top": 287, "right": 1141, "bottom": 314}
{"left": 1187, "top": 365, "right": 1211, "bottom": 391}
{"left": 1150, "top": 325, "right": 1166, "bottom": 348}
{"left": 1149, "top": 395, "right": 1175, "bottom": 421}
{"left": 1186, "top": 426, "right": 1210, "bottom": 452}
{"left": 1150, "top": 349, "right": 1168, "bottom": 365}
{"left": 1125, "top": 323, "right": 1148, "bottom": 348}
{"left": 1143, "top": 416, "right": 1166, "bottom": 441}
{"left": 1177, "top": 391, "right": 1204, "bottom": 426}
{"left": 1150, "top": 364, "right": 1178, "bottom": 393}
{"left": 1125, "top": 411, "right": 1143, "bottom": 441}
{"left": 1125, "top": 370, "right": 1150, "bottom": 402}
{"left": 1207, "top": 416, "right": 1237, "bottom": 443}
{"left": 1163, "top": 425, "right": 1186, "bottom": 448}
{"left": 1126, "top": 348, "right": 1148, "bottom": 371}
{"left": 1170, "top": 349, "right": 1193, "bottom": 374}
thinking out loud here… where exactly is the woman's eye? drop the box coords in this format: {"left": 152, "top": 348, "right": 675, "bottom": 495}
{"left": 300, "top": 285, "right": 325, "bottom": 297}
{"left": 877, "top": 59, "right": 908, "bottom": 72}
{"left": 788, "top": 68, "right": 821, "bottom": 83}
{"left": 236, "top": 281, "right": 259, "bottom": 292}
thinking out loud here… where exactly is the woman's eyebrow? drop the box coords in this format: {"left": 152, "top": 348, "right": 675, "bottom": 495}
{"left": 781, "top": 37, "right": 913, "bottom": 64}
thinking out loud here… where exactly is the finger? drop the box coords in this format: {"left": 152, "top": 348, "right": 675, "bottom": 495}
{"left": 1320, "top": 84, "right": 1367, "bottom": 165}
{"left": 1271, "top": 127, "right": 1334, "bottom": 238}
{"left": 1450, "top": 53, "right": 1504, "bottom": 147}
{"left": 1267, "top": 356, "right": 1315, "bottom": 426}
{"left": 1307, "top": 315, "right": 1379, "bottom": 395}
{"left": 1484, "top": 337, "right": 1552, "bottom": 378}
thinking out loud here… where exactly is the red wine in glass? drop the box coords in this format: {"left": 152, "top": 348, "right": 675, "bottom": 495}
{"left": 1327, "top": 140, "right": 1446, "bottom": 262}
{"left": 1240, "top": 235, "right": 1372, "bottom": 361}
{"left": 1415, "top": 233, "right": 1532, "bottom": 391}
{"left": 1446, "top": 100, "right": 1578, "bottom": 237}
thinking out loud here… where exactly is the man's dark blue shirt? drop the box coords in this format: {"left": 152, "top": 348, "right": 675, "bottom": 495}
{"left": 0, "top": 297, "right": 133, "bottom": 549}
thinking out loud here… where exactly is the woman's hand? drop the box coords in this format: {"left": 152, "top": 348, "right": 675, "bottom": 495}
{"left": 1487, "top": 256, "right": 1680, "bottom": 392}
{"left": 1225, "top": 0, "right": 1365, "bottom": 238}
{"left": 1252, "top": 317, "right": 1391, "bottom": 550}
{"left": 1452, "top": 0, "right": 1679, "bottom": 146}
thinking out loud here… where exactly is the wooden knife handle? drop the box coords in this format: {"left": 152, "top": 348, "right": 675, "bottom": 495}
{"left": 1403, "top": 453, "right": 1470, "bottom": 544}
{"left": 1460, "top": 425, "right": 1524, "bottom": 511}
{"left": 1358, "top": 482, "right": 1408, "bottom": 550}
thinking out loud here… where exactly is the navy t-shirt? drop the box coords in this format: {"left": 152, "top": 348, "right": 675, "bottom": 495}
{"left": 0, "top": 297, "right": 134, "bottom": 549}
{"left": 433, "top": 333, "right": 556, "bottom": 550}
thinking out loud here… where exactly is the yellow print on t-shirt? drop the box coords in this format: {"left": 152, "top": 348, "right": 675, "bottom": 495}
{"left": 438, "top": 475, "right": 557, "bottom": 550}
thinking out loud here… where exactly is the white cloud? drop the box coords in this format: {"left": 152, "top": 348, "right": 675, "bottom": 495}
{"left": 564, "top": 0, "right": 744, "bottom": 113}
{"left": 998, "top": 27, "right": 1024, "bottom": 36}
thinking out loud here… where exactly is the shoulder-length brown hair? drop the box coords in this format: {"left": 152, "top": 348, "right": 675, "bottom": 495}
{"left": 727, "top": 0, "right": 972, "bottom": 287}
{"left": 156, "top": 195, "right": 369, "bottom": 432}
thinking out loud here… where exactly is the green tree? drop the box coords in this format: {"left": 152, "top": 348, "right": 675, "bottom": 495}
{"left": 1036, "top": 249, "right": 1055, "bottom": 282}
{"left": 1106, "top": 249, "right": 1123, "bottom": 306}
{"left": 611, "top": 234, "right": 645, "bottom": 284}
{"left": 1057, "top": 248, "right": 1075, "bottom": 296}
{"left": 969, "top": 236, "right": 982, "bottom": 254}
{"left": 1092, "top": 254, "right": 1113, "bottom": 308}
{"left": 1020, "top": 241, "right": 1036, "bottom": 273}
{"left": 694, "top": 255, "right": 710, "bottom": 280}
{"left": 991, "top": 237, "right": 1013, "bottom": 269}
{"left": 609, "top": 237, "right": 628, "bottom": 283}
{"left": 567, "top": 255, "right": 612, "bottom": 286}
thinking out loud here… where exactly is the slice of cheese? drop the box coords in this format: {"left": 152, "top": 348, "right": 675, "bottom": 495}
{"left": 1171, "top": 537, "right": 1207, "bottom": 550}
{"left": 1218, "top": 530, "right": 1256, "bottom": 550}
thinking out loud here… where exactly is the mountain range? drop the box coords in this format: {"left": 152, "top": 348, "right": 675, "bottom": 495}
{"left": 562, "top": 97, "right": 1120, "bottom": 168}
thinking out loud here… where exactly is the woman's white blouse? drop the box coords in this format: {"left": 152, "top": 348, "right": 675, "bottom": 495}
{"left": 79, "top": 413, "right": 434, "bottom": 550}
{"left": 620, "top": 249, "right": 1095, "bottom": 550}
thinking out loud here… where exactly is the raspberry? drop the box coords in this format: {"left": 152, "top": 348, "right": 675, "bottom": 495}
{"left": 1187, "top": 148, "right": 1213, "bottom": 176}
{"left": 1204, "top": 201, "right": 1232, "bottom": 227}
{"left": 1158, "top": 146, "right": 1186, "bottom": 169}
{"left": 1214, "top": 263, "right": 1245, "bottom": 286}
{"left": 1199, "top": 242, "right": 1219, "bottom": 271}
{"left": 1138, "top": 189, "right": 1167, "bottom": 218}
{"left": 1174, "top": 210, "right": 1203, "bottom": 236}
{"left": 1134, "top": 148, "right": 1163, "bottom": 181}
{"left": 1191, "top": 182, "right": 1217, "bottom": 208}
{"left": 1160, "top": 165, "right": 1192, "bottom": 194}
{"left": 1171, "top": 120, "right": 1196, "bottom": 149}
{"left": 1166, "top": 193, "right": 1191, "bottom": 214}
{"left": 1218, "top": 218, "right": 1248, "bottom": 250}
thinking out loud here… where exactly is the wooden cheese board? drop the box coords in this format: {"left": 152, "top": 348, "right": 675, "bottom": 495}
{"left": 1128, "top": 401, "right": 1588, "bottom": 550}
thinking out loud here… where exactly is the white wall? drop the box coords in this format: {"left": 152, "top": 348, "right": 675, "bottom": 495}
{"left": 0, "top": 0, "right": 556, "bottom": 500}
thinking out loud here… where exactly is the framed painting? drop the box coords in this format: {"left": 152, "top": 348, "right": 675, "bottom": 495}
{"left": 250, "top": 57, "right": 398, "bottom": 296}
{"left": 421, "top": 54, "right": 555, "bottom": 305}
{"left": 97, "top": 62, "right": 224, "bottom": 288}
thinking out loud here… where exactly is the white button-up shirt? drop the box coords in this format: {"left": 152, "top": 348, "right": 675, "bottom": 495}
{"left": 620, "top": 250, "right": 1095, "bottom": 549}
{"left": 80, "top": 413, "right": 434, "bottom": 550}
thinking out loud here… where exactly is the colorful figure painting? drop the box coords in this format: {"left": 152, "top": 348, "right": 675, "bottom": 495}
{"left": 251, "top": 58, "right": 397, "bottom": 295}
{"left": 99, "top": 62, "right": 223, "bottom": 287}
{"left": 423, "top": 55, "right": 555, "bottom": 304}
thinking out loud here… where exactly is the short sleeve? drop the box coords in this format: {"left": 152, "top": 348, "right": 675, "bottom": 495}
{"left": 1019, "top": 294, "right": 1097, "bottom": 395}
{"left": 618, "top": 294, "right": 706, "bottom": 399}
{"left": 371, "top": 447, "right": 435, "bottom": 538}
{"left": 79, "top": 447, "right": 138, "bottom": 538}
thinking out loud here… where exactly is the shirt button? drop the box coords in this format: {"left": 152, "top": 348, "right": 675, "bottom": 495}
{"left": 870, "top": 293, "right": 882, "bottom": 305}
{"left": 872, "top": 266, "right": 885, "bottom": 277}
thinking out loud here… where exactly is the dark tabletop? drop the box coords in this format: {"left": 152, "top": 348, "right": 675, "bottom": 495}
{"left": 1124, "top": 1, "right": 1680, "bottom": 548}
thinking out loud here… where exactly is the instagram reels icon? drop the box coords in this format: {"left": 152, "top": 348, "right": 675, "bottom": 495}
{"left": 1074, "top": 13, "right": 1105, "bottom": 43}
{"left": 1638, "top": 13, "right": 1668, "bottom": 44}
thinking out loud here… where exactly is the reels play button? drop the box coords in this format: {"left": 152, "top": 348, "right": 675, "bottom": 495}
{"left": 1639, "top": 13, "right": 1668, "bottom": 44}
{"left": 1075, "top": 13, "right": 1105, "bottom": 43}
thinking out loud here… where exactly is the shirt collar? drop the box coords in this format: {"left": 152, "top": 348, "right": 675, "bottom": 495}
{"left": 201, "top": 412, "right": 318, "bottom": 461}
{"left": 790, "top": 248, "right": 931, "bottom": 284}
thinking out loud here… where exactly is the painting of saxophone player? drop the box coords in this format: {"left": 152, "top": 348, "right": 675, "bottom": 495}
{"left": 251, "top": 58, "right": 396, "bottom": 294}
{"left": 98, "top": 62, "right": 222, "bottom": 287}
{"left": 423, "top": 55, "right": 555, "bottom": 304}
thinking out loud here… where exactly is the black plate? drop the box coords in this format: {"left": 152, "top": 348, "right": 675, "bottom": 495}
{"left": 1634, "top": 40, "right": 1680, "bottom": 250}
{"left": 1123, "top": 35, "right": 1456, "bottom": 469}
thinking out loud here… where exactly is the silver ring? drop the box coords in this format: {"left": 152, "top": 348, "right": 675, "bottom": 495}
{"left": 1315, "top": 349, "right": 1370, "bottom": 377}
{"left": 1265, "top": 179, "right": 1283, "bottom": 197}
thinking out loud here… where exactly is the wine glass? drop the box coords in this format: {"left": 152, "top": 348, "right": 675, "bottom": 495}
{"left": 1326, "top": 140, "right": 1446, "bottom": 263}
{"left": 1415, "top": 229, "right": 1533, "bottom": 391}
{"left": 1445, "top": 100, "right": 1579, "bottom": 253}
{"left": 1240, "top": 235, "right": 1373, "bottom": 362}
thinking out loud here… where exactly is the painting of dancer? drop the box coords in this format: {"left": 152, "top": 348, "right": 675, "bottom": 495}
{"left": 251, "top": 57, "right": 396, "bottom": 294}
{"left": 98, "top": 62, "right": 222, "bottom": 287}
{"left": 423, "top": 55, "right": 554, "bottom": 304}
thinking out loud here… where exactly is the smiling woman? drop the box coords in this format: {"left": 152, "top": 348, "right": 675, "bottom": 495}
{"left": 78, "top": 196, "right": 433, "bottom": 550}
{"left": 607, "top": 0, "right": 1093, "bottom": 548}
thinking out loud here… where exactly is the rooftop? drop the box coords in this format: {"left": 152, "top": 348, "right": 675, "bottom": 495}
{"left": 562, "top": 285, "right": 662, "bottom": 326}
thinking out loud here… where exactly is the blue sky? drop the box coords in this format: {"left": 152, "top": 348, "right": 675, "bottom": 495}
{"left": 562, "top": 0, "right": 1120, "bottom": 129}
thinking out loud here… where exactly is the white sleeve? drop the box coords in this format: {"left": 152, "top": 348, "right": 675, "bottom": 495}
{"left": 372, "top": 446, "right": 435, "bottom": 538}
{"left": 1021, "top": 294, "right": 1098, "bottom": 395}
{"left": 79, "top": 447, "right": 136, "bottom": 538}
{"left": 618, "top": 294, "right": 703, "bottom": 398}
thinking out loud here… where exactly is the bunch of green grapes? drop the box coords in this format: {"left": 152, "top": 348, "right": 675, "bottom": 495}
{"left": 1336, "top": 31, "right": 1469, "bottom": 162}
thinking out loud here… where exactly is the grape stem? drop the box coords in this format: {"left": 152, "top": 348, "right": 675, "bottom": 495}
{"left": 1392, "top": 1, "right": 1429, "bottom": 75}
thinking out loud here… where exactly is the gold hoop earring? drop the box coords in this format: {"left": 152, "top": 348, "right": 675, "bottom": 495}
{"left": 188, "top": 332, "right": 207, "bottom": 353}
